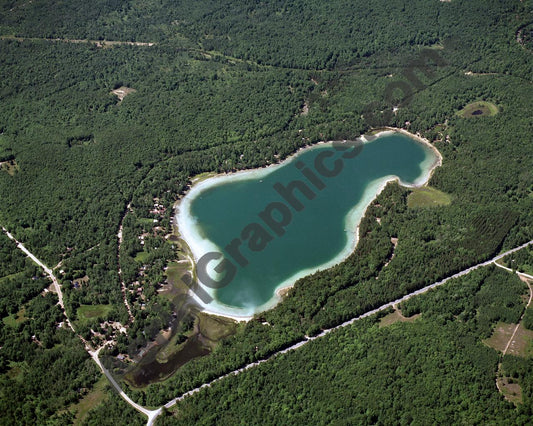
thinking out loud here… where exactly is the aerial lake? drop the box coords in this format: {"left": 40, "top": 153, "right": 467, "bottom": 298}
{"left": 176, "top": 130, "right": 441, "bottom": 319}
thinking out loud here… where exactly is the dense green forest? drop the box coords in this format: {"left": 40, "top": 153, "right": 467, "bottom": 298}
{"left": 1, "top": 0, "right": 532, "bottom": 423}
{"left": 156, "top": 267, "right": 533, "bottom": 424}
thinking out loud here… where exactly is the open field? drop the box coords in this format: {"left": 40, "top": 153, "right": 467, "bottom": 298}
{"left": 379, "top": 309, "right": 421, "bottom": 328}
{"left": 77, "top": 304, "right": 113, "bottom": 322}
{"left": 198, "top": 312, "right": 238, "bottom": 343}
{"left": 165, "top": 261, "right": 192, "bottom": 293}
{"left": 506, "top": 324, "right": 533, "bottom": 357}
{"left": 484, "top": 323, "right": 533, "bottom": 357}
{"left": 134, "top": 250, "right": 150, "bottom": 263}
{"left": 484, "top": 322, "right": 516, "bottom": 353}
{"left": 0, "top": 160, "right": 19, "bottom": 175}
{"left": 457, "top": 101, "right": 498, "bottom": 118}
{"left": 407, "top": 186, "right": 452, "bottom": 208}
{"left": 70, "top": 376, "right": 109, "bottom": 425}
{"left": 2, "top": 307, "right": 27, "bottom": 327}
{"left": 497, "top": 376, "right": 522, "bottom": 404}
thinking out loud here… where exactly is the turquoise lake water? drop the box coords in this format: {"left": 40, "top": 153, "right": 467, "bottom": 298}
{"left": 178, "top": 132, "right": 439, "bottom": 317}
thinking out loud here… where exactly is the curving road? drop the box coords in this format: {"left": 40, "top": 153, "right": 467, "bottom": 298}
{"left": 1, "top": 225, "right": 158, "bottom": 422}
{"left": 161, "top": 239, "right": 533, "bottom": 415}
{"left": 1, "top": 226, "right": 75, "bottom": 332}
{"left": 2, "top": 222, "right": 531, "bottom": 425}
{"left": 89, "top": 347, "right": 162, "bottom": 425}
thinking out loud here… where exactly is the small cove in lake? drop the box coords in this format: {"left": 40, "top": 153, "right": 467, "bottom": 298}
{"left": 176, "top": 130, "right": 441, "bottom": 320}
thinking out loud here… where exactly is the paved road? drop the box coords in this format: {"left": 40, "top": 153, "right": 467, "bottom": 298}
{"left": 0, "top": 35, "right": 155, "bottom": 46}
{"left": 89, "top": 347, "right": 161, "bottom": 424}
{"left": 161, "top": 240, "right": 533, "bottom": 414}
{"left": 3, "top": 222, "right": 531, "bottom": 425}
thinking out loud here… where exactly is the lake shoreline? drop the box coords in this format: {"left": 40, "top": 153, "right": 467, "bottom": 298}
{"left": 174, "top": 128, "right": 442, "bottom": 322}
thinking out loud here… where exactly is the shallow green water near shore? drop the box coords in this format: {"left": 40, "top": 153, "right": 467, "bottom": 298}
{"left": 180, "top": 132, "right": 438, "bottom": 317}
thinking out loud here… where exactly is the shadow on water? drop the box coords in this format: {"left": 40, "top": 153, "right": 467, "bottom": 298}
{"left": 126, "top": 334, "right": 210, "bottom": 387}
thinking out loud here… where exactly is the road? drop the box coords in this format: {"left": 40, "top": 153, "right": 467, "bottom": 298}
{"left": 2, "top": 222, "right": 531, "bottom": 425}
{"left": 1, "top": 225, "right": 157, "bottom": 421}
{"left": 494, "top": 260, "right": 533, "bottom": 281}
{"left": 493, "top": 261, "right": 533, "bottom": 355}
{"left": 161, "top": 239, "right": 533, "bottom": 414}
{"left": 493, "top": 261, "right": 532, "bottom": 399}
{"left": 89, "top": 347, "right": 162, "bottom": 424}
{"left": 0, "top": 35, "right": 155, "bottom": 47}
{"left": 117, "top": 202, "right": 134, "bottom": 322}
{"left": 1, "top": 226, "right": 75, "bottom": 332}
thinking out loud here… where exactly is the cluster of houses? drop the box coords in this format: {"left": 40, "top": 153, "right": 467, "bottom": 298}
{"left": 130, "top": 198, "right": 172, "bottom": 309}
{"left": 149, "top": 199, "right": 167, "bottom": 216}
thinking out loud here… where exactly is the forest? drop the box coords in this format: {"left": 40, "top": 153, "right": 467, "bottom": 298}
{"left": 0, "top": 0, "right": 532, "bottom": 423}
{"left": 158, "top": 267, "right": 533, "bottom": 424}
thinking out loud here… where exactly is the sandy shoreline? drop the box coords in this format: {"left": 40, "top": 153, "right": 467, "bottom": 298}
{"left": 174, "top": 128, "right": 442, "bottom": 322}
{"left": 383, "top": 127, "right": 443, "bottom": 178}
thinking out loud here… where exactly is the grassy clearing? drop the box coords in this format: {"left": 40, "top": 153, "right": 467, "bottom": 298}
{"left": 70, "top": 375, "right": 108, "bottom": 425}
{"left": 166, "top": 261, "right": 190, "bottom": 283}
{"left": 506, "top": 324, "right": 533, "bottom": 358}
{"left": 198, "top": 313, "right": 238, "bottom": 342}
{"left": 137, "top": 218, "right": 155, "bottom": 225}
{"left": 2, "top": 307, "right": 27, "bottom": 327}
{"left": 407, "top": 186, "right": 452, "bottom": 208}
{"left": 379, "top": 310, "right": 421, "bottom": 328}
{"left": 134, "top": 250, "right": 150, "bottom": 263}
{"left": 5, "top": 361, "right": 26, "bottom": 381}
{"left": 0, "top": 160, "right": 19, "bottom": 175}
{"left": 497, "top": 376, "right": 522, "bottom": 404}
{"left": 165, "top": 231, "right": 196, "bottom": 291}
{"left": 160, "top": 261, "right": 192, "bottom": 301}
{"left": 77, "top": 304, "right": 112, "bottom": 322}
{"left": 484, "top": 322, "right": 516, "bottom": 353}
{"left": 457, "top": 100, "right": 498, "bottom": 118}
{"left": 3, "top": 315, "right": 18, "bottom": 328}
{"left": 484, "top": 319, "right": 533, "bottom": 358}
{"left": 165, "top": 263, "right": 193, "bottom": 300}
